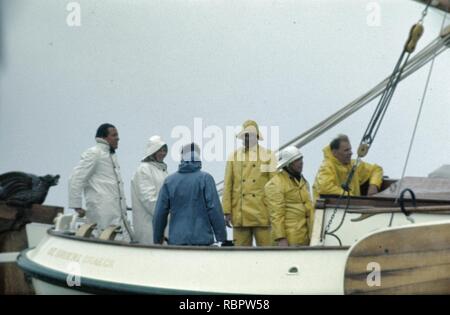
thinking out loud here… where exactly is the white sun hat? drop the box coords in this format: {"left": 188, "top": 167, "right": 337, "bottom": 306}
{"left": 142, "top": 135, "right": 166, "bottom": 161}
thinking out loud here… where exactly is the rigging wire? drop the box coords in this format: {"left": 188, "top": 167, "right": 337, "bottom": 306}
{"left": 323, "top": 0, "right": 434, "bottom": 244}
{"left": 389, "top": 0, "right": 450, "bottom": 227}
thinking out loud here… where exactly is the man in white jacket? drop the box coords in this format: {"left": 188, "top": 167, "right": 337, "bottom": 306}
{"left": 131, "top": 136, "right": 168, "bottom": 245}
{"left": 68, "top": 123, "right": 131, "bottom": 240}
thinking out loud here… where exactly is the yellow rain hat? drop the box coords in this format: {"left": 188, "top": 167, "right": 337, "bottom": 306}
{"left": 236, "top": 120, "right": 264, "bottom": 140}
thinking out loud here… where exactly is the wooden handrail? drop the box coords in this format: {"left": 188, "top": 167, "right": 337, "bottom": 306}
{"left": 348, "top": 204, "right": 450, "bottom": 214}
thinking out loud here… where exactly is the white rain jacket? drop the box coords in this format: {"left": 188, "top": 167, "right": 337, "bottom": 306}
{"left": 131, "top": 161, "right": 168, "bottom": 244}
{"left": 131, "top": 136, "right": 168, "bottom": 245}
{"left": 68, "top": 138, "right": 129, "bottom": 236}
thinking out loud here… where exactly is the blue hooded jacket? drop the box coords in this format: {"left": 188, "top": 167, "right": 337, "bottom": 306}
{"left": 153, "top": 160, "right": 227, "bottom": 245}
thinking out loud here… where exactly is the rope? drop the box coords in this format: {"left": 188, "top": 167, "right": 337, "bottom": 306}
{"left": 323, "top": 191, "right": 352, "bottom": 246}
{"left": 343, "top": 19, "right": 427, "bottom": 192}
{"left": 389, "top": 0, "right": 449, "bottom": 227}
{"left": 321, "top": 1, "right": 435, "bottom": 244}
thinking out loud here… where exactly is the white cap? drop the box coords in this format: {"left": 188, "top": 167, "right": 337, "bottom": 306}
{"left": 276, "top": 146, "right": 303, "bottom": 170}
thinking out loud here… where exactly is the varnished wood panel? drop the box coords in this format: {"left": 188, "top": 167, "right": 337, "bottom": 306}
{"left": 345, "top": 222, "right": 450, "bottom": 294}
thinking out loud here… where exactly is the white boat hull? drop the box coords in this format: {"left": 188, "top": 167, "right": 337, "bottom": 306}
{"left": 320, "top": 211, "right": 450, "bottom": 246}
{"left": 19, "top": 231, "right": 348, "bottom": 294}
{"left": 17, "top": 193, "right": 450, "bottom": 295}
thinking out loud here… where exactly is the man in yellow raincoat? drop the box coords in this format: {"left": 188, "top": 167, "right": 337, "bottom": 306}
{"left": 222, "top": 120, "right": 276, "bottom": 246}
{"left": 265, "top": 146, "right": 314, "bottom": 246}
{"left": 313, "top": 134, "right": 383, "bottom": 201}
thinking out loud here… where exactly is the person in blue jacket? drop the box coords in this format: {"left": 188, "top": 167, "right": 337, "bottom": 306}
{"left": 153, "top": 143, "right": 227, "bottom": 246}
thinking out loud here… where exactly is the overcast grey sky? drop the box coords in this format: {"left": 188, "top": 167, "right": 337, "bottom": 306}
{"left": 1, "top": 0, "right": 449, "bottom": 209}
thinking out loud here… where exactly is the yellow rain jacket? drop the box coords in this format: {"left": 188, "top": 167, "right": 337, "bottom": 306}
{"left": 313, "top": 145, "right": 383, "bottom": 201}
{"left": 222, "top": 145, "right": 276, "bottom": 227}
{"left": 265, "top": 170, "right": 314, "bottom": 245}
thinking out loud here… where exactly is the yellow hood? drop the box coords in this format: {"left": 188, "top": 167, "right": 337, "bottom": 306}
{"left": 322, "top": 145, "right": 343, "bottom": 165}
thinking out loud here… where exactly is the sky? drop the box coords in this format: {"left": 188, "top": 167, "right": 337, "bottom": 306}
{"left": 0, "top": 0, "right": 449, "bottom": 210}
